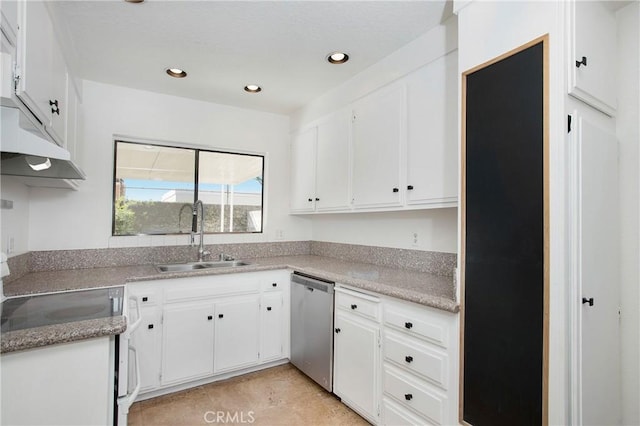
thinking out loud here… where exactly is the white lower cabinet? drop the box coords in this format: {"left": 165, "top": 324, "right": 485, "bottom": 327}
{"left": 333, "top": 287, "right": 381, "bottom": 424}
{"left": 333, "top": 285, "right": 458, "bottom": 426}
{"left": 214, "top": 295, "right": 260, "bottom": 373}
{"left": 162, "top": 301, "right": 215, "bottom": 385}
{"left": 127, "top": 269, "right": 290, "bottom": 397}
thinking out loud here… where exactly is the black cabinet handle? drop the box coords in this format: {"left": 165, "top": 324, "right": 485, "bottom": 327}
{"left": 576, "top": 56, "right": 587, "bottom": 68}
{"left": 148, "top": 324, "right": 154, "bottom": 329}
{"left": 405, "top": 394, "right": 413, "bottom": 401}
{"left": 207, "top": 315, "right": 213, "bottom": 320}
{"left": 405, "top": 322, "right": 413, "bottom": 329}
{"left": 308, "top": 198, "right": 313, "bottom": 202}
{"left": 392, "top": 188, "right": 399, "bottom": 193}
{"left": 49, "top": 100, "right": 59, "bottom": 115}
{"left": 582, "top": 297, "right": 594, "bottom": 306}
{"left": 405, "top": 355, "right": 413, "bottom": 363}
{"left": 335, "top": 328, "right": 341, "bottom": 333}
{"left": 407, "top": 185, "right": 414, "bottom": 190}
{"left": 218, "top": 314, "right": 224, "bottom": 318}
{"left": 350, "top": 304, "right": 357, "bottom": 310}
{"left": 315, "top": 198, "right": 320, "bottom": 201}
{"left": 267, "top": 307, "right": 272, "bottom": 311}
{"left": 142, "top": 297, "right": 148, "bottom": 302}
{"left": 272, "top": 283, "right": 277, "bottom": 287}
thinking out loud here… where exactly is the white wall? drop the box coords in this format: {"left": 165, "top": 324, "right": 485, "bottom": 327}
{"left": 0, "top": 176, "right": 30, "bottom": 256}
{"left": 27, "top": 80, "right": 311, "bottom": 251}
{"left": 617, "top": 2, "right": 640, "bottom": 424}
{"left": 291, "top": 16, "right": 459, "bottom": 253}
{"left": 455, "top": 1, "right": 568, "bottom": 423}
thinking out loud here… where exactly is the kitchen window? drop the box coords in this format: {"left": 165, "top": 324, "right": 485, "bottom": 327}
{"left": 112, "top": 140, "right": 264, "bottom": 236}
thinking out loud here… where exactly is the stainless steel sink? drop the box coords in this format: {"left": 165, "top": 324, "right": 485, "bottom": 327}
{"left": 155, "top": 260, "right": 251, "bottom": 273}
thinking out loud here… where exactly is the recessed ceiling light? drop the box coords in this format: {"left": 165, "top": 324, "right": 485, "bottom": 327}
{"left": 244, "top": 84, "right": 262, "bottom": 93}
{"left": 166, "top": 68, "right": 187, "bottom": 78}
{"left": 327, "top": 52, "right": 349, "bottom": 64}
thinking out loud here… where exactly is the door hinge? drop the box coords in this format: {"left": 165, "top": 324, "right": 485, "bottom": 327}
{"left": 13, "top": 62, "right": 20, "bottom": 91}
{"left": 568, "top": 114, "right": 572, "bottom": 133}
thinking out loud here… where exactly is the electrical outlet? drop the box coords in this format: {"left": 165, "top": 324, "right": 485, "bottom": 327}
{"left": 275, "top": 230, "right": 285, "bottom": 240}
{"left": 6, "top": 236, "right": 15, "bottom": 254}
{"left": 412, "top": 232, "right": 419, "bottom": 247}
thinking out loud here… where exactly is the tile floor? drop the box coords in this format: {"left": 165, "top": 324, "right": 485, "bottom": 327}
{"left": 128, "top": 363, "right": 370, "bottom": 425}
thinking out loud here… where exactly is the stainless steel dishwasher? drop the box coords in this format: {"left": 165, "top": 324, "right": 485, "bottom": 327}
{"left": 290, "top": 272, "right": 335, "bottom": 392}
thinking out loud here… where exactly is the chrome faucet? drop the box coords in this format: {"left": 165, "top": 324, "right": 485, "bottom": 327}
{"left": 192, "top": 200, "right": 210, "bottom": 262}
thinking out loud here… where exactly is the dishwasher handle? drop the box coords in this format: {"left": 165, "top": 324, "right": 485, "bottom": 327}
{"left": 291, "top": 273, "right": 334, "bottom": 294}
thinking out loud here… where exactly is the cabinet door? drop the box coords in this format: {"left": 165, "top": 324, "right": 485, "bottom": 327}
{"left": 290, "top": 127, "right": 317, "bottom": 212}
{"left": 352, "top": 82, "right": 405, "bottom": 209}
{"left": 315, "top": 109, "right": 351, "bottom": 211}
{"left": 16, "top": 0, "right": 54, "bottom": 126}
{"left": 334, "top": 313, "right": 380, "bottom": 423}
{"left": 130, "top": 307, "right": 162, "bottom": 392}
{"left": 47, "top": 38, "right": 67, "bottom": 145}
{"left": 259, "top": 292, "right": 284, "bottom": 362}
{"left": 161, "top": 302, "right": 214, "bottom": 385}
{"left": 406, "top": 53, "right": 458, "bottom": 206}
{"left": 214, "top": 295, "right": 260, "bottom": 373}
{"left": 569, "top": 0, "right": 617, "bottom": 116}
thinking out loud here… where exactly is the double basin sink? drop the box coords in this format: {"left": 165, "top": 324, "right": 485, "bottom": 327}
{"left": 155, "top": 260, "right": 251, "bottom": 273}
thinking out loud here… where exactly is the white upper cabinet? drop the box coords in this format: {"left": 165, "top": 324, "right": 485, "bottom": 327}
{"left": 569, "top": 0, "right": 617, "bottom": 116}
{"left": 352, "top": 81, "right": 405, "bottom": 209}
{"left": 290, "top": 126, "right": 317, "bottom": 212}
{"left": 15, "top": 0, "right": 69, "bottom": 146}
{"left": 405, "top": 52, "right": 458, "bottom": 207}
{"left": 315, "top": 109, "right": 351, "bottom": 212}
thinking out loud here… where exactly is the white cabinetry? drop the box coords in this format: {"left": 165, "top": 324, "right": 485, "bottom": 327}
{"left": 162, "top": 301, "right": 215, "bottom": 385}
{"left": 290, "top": 109, "right": 351, "bottom": 213}
{"left": 290, "top": 127, "right": 317, "bottom": 212}
{"left": 214, "top": 295, "right": 260, "bottom": 373}
{"left": 381, "top": 298, "right": 458, "bottom": 425}
{"left": 127, "top": 269, "right": 290, "bottom": 398}
{"left": 1, "top": 337, "right": 114, "bottom": 426}
{"left": 15, "top": 0, "right": 67, "bottom": 145}
{"left": 333, "top": 287, "right": 381, "bottom": 424}
{"left": 568, "top": 0, "right": 617, "bottom": 116}
{"left": 405, "top": 52, "right": 458, "bottom": 206}
{"left": 332, "top": 285, "right": 459, "bottom": 426}
{"left": 351, "top": 81, "right": 405, "bottom": 209}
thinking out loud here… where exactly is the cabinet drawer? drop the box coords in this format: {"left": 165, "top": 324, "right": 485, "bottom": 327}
{"left": 128, "top": 285, "right": 160, "bottom": 307}
{"left": 335, "top": 288, "right": 380, "bottom": 320}
{"left": 164, "top": 278, "right": 259, "bottom": 303}
{"left": 261, "top": 278, "right": 285, "bottom": 292}
{"left": 383, "top": 366, "right": 447, "bottom": 425}
{"left": 382, "top": 396, "right": 434, "bottom": 426}
{"left": 384, "top": 332, "right": 448, "bottom": 390}
{"left": 384, "top": 302, "right": 450, "bottom": 348}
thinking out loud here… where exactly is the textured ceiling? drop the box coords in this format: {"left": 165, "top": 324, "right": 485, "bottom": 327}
{"left": 50, "top": 1, "right": 451, "bottom": 115}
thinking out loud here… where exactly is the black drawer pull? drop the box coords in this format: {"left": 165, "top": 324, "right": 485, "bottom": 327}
{"left": 576, "top": 56, "right": 587, "bottom": 68}
{"left": 405, "top": 322, "right": 413, "bottom": 329}
{"left": 207, "top": 315, "right": 213, "bottom": 320}
{"left": 405, "top": 355, "right": 413, "bottom": 363}
{"left": 142, "top": 297, "right": 148, "bottom": 302}
{"left": 272, "top": 283, "right": 277, "bottom": 287}
{"left": 407, "top": 185, "right": 414, "bottom": 190}
{"left": 392, "top": 187, "right": 399, "bottom": 193}
{"left": 267, "top": 306, "right": 272, "bottom": 311}
{"left": 148, "top": 324, "right": 154, "bottom": 329}
{"left": 335, "top": 328, "right": 341, "bottom": 334}
{"left": 315, "top": 198, "right": 320, "bottom": 201}
{"left": 350, "top": 304, "right": 357, "bottom": 310}
{"left": 308, "top": 198, "right": 313, "bottom": 202}
{"left": 405, "top": 394, "right": 413, "bottom": 401}
{"left": 218, "top": 314, "right": 224, "bottom": 318}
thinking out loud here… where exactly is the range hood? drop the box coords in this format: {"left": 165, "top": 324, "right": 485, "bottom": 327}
{"left": 0, "top": 106, "right": 85, "bottom": 180}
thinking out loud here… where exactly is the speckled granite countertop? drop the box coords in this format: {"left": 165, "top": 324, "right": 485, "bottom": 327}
{"left": 2, "top": 255, "right": 457, "bottom": 353}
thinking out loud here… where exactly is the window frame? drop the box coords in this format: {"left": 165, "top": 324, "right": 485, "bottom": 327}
{"left": 111, "top": 139, "right": 265, "bottom": 237}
